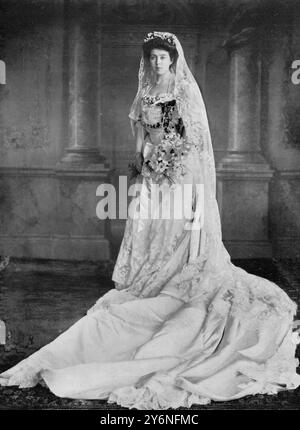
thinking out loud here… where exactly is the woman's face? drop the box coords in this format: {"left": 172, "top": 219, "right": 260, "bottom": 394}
{"left": 149, "top": 49, "right": 173, "bottom": 76}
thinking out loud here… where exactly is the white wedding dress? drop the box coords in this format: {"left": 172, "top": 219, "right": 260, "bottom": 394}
{"left": 0, "top": 88, "right": 299, "bottom": 410}
{"left": 1, "top": 31, "right": 300, "bottom": 409}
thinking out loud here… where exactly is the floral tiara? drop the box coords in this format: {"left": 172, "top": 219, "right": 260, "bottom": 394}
{"left": 143, "top": 31, "right": 175, "bottom": 46}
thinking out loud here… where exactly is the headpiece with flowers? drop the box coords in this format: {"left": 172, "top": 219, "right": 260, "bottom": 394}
{"left": 143, "top": 31, "right": 175, "bottom": 46}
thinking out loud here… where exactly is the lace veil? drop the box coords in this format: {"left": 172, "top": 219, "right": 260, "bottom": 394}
{"left": 129, "top": 32, "right": 231, "bottom": 274}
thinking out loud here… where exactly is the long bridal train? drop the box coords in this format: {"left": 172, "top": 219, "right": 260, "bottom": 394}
{"left": 0, "top": 30, "right": 299, "bottom": 409}
{"left": 0, "top": 255, "right": 299, "bottom": 409}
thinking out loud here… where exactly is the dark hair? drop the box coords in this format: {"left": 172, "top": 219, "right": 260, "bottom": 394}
{"left": 142, "top": 37, "right": 178, "bottom": 65}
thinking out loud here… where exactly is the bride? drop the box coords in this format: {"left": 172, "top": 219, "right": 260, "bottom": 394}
{"left": 0, "top": 31, "right": 299, "bottom": 410}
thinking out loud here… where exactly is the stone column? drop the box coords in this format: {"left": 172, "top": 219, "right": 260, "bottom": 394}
{"left": 219, "top": 28, "right": 266, "bottom": 167}
{"left": 58, "top": 0, "right": 107, "bottom": 167}
{"left": 53, "top": 0, "right": 111, "bottom": 261}
{"left": 217, "top": 25, "right": 274, "bottom": 258}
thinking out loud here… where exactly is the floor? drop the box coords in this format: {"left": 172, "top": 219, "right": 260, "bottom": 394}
{"left": 0, "top": 257, "right": 299, "bottom": 410}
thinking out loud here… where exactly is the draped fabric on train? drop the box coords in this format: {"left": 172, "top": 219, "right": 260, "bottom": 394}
{"left": 0, "top": 32, "right": 299, "bottom": 409}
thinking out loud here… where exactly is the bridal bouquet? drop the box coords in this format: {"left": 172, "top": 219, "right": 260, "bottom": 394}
{"left": 142, "top": 131, "right": 191, "bottom": 185}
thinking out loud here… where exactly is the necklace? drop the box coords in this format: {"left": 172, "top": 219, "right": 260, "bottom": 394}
{"left": 151, "top": 73, "right": 172, "bottom": 95}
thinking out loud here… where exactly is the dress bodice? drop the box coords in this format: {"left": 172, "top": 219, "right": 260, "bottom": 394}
{"left": 139, "top": 91, "right": 184, "bottom": 144}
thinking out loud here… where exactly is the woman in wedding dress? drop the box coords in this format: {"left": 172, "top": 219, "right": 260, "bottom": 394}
{"left": 0, "top": 31, "right": 299, "bottom": 409}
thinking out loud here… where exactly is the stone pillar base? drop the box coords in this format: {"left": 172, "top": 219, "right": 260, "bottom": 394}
{"left": 218, "top": 151, "right": 267, "bottom": 167}
{"left": 0, "top": 163, "right": 112, "bottom": 261}
{"left": 217, "top": 163, "right": 274, "bottom": 258}
{"left": 59, "top": 147, "right": 107, "bottom": 166}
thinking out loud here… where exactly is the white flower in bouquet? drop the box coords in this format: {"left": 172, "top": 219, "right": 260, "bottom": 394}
{"left": 143, "top": 131, "right": 190, "bottom": 185}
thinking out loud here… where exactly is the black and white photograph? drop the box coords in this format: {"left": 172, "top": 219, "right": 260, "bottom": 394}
{"left": 0, "top": 0, "right": 299, "bottom": 417}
